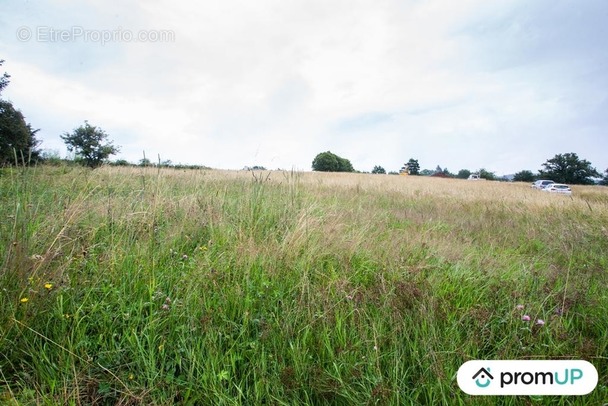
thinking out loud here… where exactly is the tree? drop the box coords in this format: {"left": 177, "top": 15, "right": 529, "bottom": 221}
{"left": 513, "top": 170, "right": 535, "bottom": 182}
{"left": 61, "top": 121, "right": 120, "bottom": 168}
{"left": 600, "top": 169, "right": 608, "bottom": 186}
{"left": 406, "top": 158, "right": 420, "bottom": 175}
{"left": 371, "top": 165, "right": 386, "bottom": 174}
{"left": 0, "top": 60, "right": 9, "bottom": 96}
{"left": 0, "top": 100, "right": 40, "bottom": 165}
{"left": 0, "top": 61, "right": 40, "bottom": 165}
{"left": 538, "top": 152, "right": 599, "bottom": 185}
{"left": 112, "top": 159, "right": 130, "bottom": 166}
{"left": 478, "top": 168, "right": 495, "bottom": 180}
{"left": 420, "top": 169, "right": 434, "bottom": 176}
{"left": 312, "top": 151, "right": 354, "bottom": 172}
{"left": 456, "top": 169, "right": 471, "bottom": 179}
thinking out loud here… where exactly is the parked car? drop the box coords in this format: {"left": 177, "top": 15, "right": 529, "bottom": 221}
{"left": 468, "top": 174, "right": 481, "bottom": 180}
{"left": 542, "top": 183, "right": 572, "bottom": 195}
{"left": 531, "top": 180, "right": 555, "bottom": 189}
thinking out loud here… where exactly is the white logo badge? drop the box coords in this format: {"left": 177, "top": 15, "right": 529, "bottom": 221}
{"left": 457, "top": 360, "right": 598, "bottom": 395}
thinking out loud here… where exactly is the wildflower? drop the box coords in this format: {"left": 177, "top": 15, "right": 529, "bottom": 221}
{"left": 161, "top": 303, "right": 170, "bottom": 311}
{"left": 515, "top": 304, "right": 524, "bottom": 310}
{"left": 20, "top": 297, "right": 28, "bottom": 303}
{"left": 536, "top": 319, "right": 545, "bottom": 326}
{"left": 164, "top": 297, "right": 171, "bottom": 305}
{"left": 521, "top": 315, "right": 531, "bottom": 321}
{"left": 373, "top": 345, "right": 378, "bottom": 351}
{"left": 44, "top": 283, "right": 53, "bottom": 290}
{"left": 182, "top": 254, "right": 188, "bottom": 260}
{"left": 128, "top": 373, "right": 134, "bottom": 380}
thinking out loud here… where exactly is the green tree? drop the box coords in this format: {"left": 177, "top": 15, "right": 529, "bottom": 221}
{"left": 600, "top": 169, "right": 608, "bottom": 186}
{"left": 0, "top": 100, "right": 40, "bottom": 165}
{"left": 61, "top": 121, "right": 120, "bottom": 168}
{"left": 406, "top": 158, "right": 420, "bottom": 175}
{"left": 112, "top": 159, "right": 130, "bottom": 166}
{"left": 456, "top": 169, "right": 471, "bottom": 179}
{"left": 420, "top": 169, "right": 434, "bottom": 176}
{"left": 0, "top": 60, "right": 9, "bottom": 96}
{"left": 312, "top": 151, "right": 354, "bottom": 172}
{"left": 539, "top": 153, "right": 599, "bottom": 185}
{"left": 0, "top": 61, "right": 40, "bottom": 165}
{"left": 513, "top": 170, "right": 535, "bottom": 182}
{"left": 478, "top": 168, "right": 495, "bottom": 180}
{"left": 371, "top": 165, "right": 386, "bottom": 174}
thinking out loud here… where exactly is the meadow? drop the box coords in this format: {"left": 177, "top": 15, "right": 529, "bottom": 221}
{"left": 0, "top": 165, "right": 606, "bottom": 405}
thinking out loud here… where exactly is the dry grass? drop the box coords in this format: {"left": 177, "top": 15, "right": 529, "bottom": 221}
{"left": 1, "top": 165, "right": 606, "bottom": 405}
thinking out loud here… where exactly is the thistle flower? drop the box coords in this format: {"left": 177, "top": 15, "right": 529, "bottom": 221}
{"left": 521, "top": 315, "right": 531, "bottom": 321}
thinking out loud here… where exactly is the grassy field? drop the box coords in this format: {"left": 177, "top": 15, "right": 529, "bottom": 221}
{"left": 1, "top": 165, "right": 607, "bottom": 405}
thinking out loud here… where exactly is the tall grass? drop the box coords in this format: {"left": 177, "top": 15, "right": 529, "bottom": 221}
{"left": 0, "top": 166, "right": 606, "bottom": 405}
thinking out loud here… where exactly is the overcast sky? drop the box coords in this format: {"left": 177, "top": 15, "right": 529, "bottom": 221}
{"left": 1, "top": 0, "right": 607, "bottom": 174}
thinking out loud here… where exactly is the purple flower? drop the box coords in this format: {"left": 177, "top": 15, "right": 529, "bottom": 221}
{"left": 536, "top": 319, "right": 545, "bottom": 326}
{"left": 521, "top": 315, "right": 531, "bottom": 322}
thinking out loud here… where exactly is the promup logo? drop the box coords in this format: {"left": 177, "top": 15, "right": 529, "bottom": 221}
{"left": 472, "top": 367, "right": 494, "bottom": 388}
{"left": 457, "top": 360, "right": 598, "bottom": 395}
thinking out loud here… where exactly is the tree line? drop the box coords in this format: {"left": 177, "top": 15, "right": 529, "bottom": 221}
{"left": 312, "top": 151, "right": 607, "bottom": 186}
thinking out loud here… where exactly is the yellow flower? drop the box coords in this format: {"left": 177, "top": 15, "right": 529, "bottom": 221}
{"left": 44, "top": 283, "right": 53, "bottom": 290}
{"left": 20, "top": 297, "right": 29, "bottom": 303}
{"left": 128, "top": 373, "right": 134, "bottom": 380}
